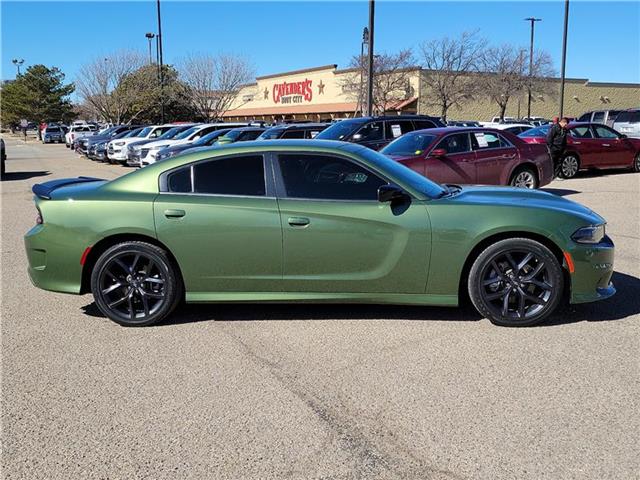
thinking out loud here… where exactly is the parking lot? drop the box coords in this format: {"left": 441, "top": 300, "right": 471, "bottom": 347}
{"left": 2, "top": 136, "right": 639, "bottom": 479}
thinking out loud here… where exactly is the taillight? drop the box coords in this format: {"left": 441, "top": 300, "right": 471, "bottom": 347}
{"left": 36, "top": 207, "right": 43, "bottom": 225}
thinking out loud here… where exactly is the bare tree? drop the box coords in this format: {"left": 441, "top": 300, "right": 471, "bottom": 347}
{"left": 75, "top": 50, "right": 145, "bottom": 124}
{"left": 178, "top": 53, "right": 254, "bottom": 121}
{"left": 528, "top": 50, "right": 557, "bottom": 105}
{"left": 480, "top": 45, "right": 528, "bottom": 120}
{"left": 339, "top": 49, "right": 417, "bottom": 115}
{"left": 419, "top": 31, "right": 486, "bottom": 121}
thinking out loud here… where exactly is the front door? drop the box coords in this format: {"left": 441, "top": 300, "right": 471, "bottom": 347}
{"left": 153, "top": 154, "right": 282, "bottom": 294}
{"left": 471, "top": 131, "right": 518, "bottom": 185}
{"left": 424, "top": 132, "right": 476, "bottom": 184}
{"left": 352, "top": 121, "right": 387, "bottom": 151}
{"left": 274, "top": 152, "right": 431, "bottom": 294}
{"left": 592, "top": 124, "right": 633, "bottom": 167}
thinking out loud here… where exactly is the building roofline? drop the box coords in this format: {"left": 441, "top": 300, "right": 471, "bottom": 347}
{"left": 256, "top": 64, "right": 338, "bottom": 81}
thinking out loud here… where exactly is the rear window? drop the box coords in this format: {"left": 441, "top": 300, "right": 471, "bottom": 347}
{"left": 615, "top": 111, "right": 640, "bottom": 123}
{"left": 46, "top": 127, "right": 61, "bottom": 132}
{"left": 519, "top": 125, "right": 550, "bottom": 137}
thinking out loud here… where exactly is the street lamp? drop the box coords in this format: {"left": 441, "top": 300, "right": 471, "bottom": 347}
{"left": 156, "top": 0, "right": 165, "bottom": 123}
{"left": 559, "top": 0, "right": 570, "bottom": 117}
{"left": 12, "top": 58, "right": 24, "bottom": 76}
{"left": 359, "top": 27, "right": 369, "bottom": 116}
{"left": 145, "top": 33, "right": 156, "bottom": 64}
{"left": 366, "top": 0, "right": 375, "bottom": 117}
{"left": 524, "top": 17, "right": 542, "bottom": 119}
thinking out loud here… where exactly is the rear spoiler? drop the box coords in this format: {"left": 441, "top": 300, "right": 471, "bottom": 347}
{"left": 32, "top": 177, "right": 104, "bottom": 199}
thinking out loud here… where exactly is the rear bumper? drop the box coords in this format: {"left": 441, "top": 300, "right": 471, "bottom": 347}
{"left": 568, "top": 236, "right": 616, "bottom": 304}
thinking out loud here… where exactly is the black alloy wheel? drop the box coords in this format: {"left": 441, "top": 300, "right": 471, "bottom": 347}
{"left": 91, "top": 241, "right": 182, "bottom": 326}
{"left": 468, "top": 238, "right": 563, "bottom": 326}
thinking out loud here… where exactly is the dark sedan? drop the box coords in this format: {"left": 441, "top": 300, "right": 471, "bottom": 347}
{"left": 519, "top": 123, "right": 640, "bottom": 178}
{"left": 381, "top": 127, "right": 553, "bottom": 188}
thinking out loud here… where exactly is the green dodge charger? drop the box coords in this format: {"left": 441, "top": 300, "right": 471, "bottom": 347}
{"left": 24, "top": 140, "right": 615, "bottom": 327}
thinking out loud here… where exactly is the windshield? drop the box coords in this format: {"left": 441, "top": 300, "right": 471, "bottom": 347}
{"left": 123, "top": 128, "right": 143, "bottom": 138}
{"left": 519, "top": 125, "right": 550, "bottom": 137}
{"left": 173, "top": 125, "right": 201, "bottom": 140}
{"left": 196, "top": 129, "right": 230, "bottom": 145}
{"left": 315, "top": 119, "right": 364, "bottom": 141}
{"left": 137, "top": 127, "right": 153, "bottom": 137}
{"left": 381, "top": 133, "right": 437, "bottom": 157}
{"left": 357, "top": 147, "right": 447, "bottom": 199}
{"left": 258, "top": 128, "right": 285, "bottom": 140}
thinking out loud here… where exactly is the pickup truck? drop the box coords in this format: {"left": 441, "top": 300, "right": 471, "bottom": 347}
{"left": 65, "top": 125, "right": 98, "bottom": 149}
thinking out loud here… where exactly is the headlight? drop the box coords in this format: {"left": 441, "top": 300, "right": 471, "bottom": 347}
{"left": 571, "top": 224, "right": 605, "bottom": 244}
{"left": 114, "top": 141, "right": 125, "bottom": 146}
{"left": 152, "top": 144, "right": 168, "bottom": 150}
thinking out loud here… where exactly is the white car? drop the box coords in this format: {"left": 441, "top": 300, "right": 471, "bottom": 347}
{"left": 65, "top": 124, "right": 98, "bottom": 148}
{"left": 106, "top": 125, "right": 175, "bottom": 163}
{"left": 140, "top": 123, "right": 247, "bottom": 165}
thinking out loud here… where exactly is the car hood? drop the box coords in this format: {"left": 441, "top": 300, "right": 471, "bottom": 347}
{"left": 144, "top": 139, "right": 183, "bottom": 149}
{"left": 444, "top": 185, "right": 604, "bottom": 224}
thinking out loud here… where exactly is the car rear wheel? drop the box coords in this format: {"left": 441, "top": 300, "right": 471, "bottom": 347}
{"left": 468, "top": 238, "right": 563, "bottom": 327}
{"left": 633, "top": 153, "right": 640, "bottom": 172}
{"left": 509, "top": 168, "right": 538, "bottom": 189}
{"left": 91, "top": 241, "right": 182, "bottom": 327}
{"left": 560, "top": 155, "right": 580, "bottom": 178}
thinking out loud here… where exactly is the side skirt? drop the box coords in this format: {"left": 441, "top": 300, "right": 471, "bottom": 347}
{"left": 186, "top": 292, "right": 458, "bottom": 307}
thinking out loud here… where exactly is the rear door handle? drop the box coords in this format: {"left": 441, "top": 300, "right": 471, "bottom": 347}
{"left": 572, "top": 141, "right": 582, "bottom": 144}
{"left": 164, "top": 209, "right": 186, "bottom": 218}
{"left": 288, "top": 216, "right": 310, "bottom": 227}
{"left": 602, "top": 144, "right": 611, "bottom": 147}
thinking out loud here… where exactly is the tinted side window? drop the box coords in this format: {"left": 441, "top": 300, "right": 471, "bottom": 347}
{"left": 239, "top": 130, "right": 263, "bottom": 141}
{"left": 305, "top": 129, "right": 323, "bottom": 139}
{"left": 281, "top": 129, "right": 306, "bottom": 139}
{"left": 592, "top": 112, "right": 605, "bottom": 123}
{"left": 193, "top": 155, "right": 265, "bottom": 196}
{"left": 434, "top": 133, "right": 470, "bottom": 154}
{"left": 278, "top": 154, "right": 386, "bottom": 200}
{"left": 167, "top": 167, "right": 192, "bottom": 193}
{"left": 471, "top": 132, "right": 509, "bottom": 149}
{"left": 354, "top": 121, "right": 384, "bottom": 142}
{"left": 385, "top": 120, "right": 414, "bottom": 140}
{"left": 577, "top": 112, "right": 592, "bottom": 122}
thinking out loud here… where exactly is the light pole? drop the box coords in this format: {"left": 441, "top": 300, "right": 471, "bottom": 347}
{"left": 366, "top": 0, "right": 375, "bottom": 116}
{"left": 12, "top": 58, "right": 24, "bottom": 77}
{"left": 145, "top": 33, "right": 155, "bottom": 64}
{"left": 559, "top": 0, "right": 570, "bottom": 117}
{"left": 360, "top": 27, "right": 369, "bottom": 116}
{"left": 156, "top": 0, "right": 165, "bottom": 123}
{"left": 524, "top": 17, "right": 541, "bottom": 119}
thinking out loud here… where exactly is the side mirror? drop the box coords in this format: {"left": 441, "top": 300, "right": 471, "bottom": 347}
{"left": 377, "top": 184, "right": 407, "bottom": 203}
{"left": 620, "top": 134, "right": 627, "bottom": 139}
{"left": 430, "top": 148, "right": 447, "bottom": 158}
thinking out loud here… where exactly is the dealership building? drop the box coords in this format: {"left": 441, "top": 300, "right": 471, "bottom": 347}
{"left": 221, "top": 64, "right": 639, "bottom": 122}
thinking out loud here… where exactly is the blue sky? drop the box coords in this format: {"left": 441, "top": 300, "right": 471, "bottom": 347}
{"left": 2, "top": 0, "right": 639, "bottom": 89}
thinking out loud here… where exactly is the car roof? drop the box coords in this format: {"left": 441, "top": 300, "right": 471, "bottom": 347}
{"left": 269, "top": 123, "right": 328, "bottom": 130}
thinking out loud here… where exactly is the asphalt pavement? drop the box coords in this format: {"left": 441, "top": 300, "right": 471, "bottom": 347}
{"left": 2, "top": 136, "right": 639, "bottom": 479}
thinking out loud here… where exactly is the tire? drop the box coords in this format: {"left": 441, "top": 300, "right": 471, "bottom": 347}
{"left": 633, "top": 153, "right": 640, "bottom": 173}
{"left": 509, "top": 167, "right": 538, "bottom": 189}
{"left": 90, "top": 241, "right": 183, "bottom": 326}
{"left": 468, "top": 238, "right": 564, "bottom": 327}
{"left": 560, "top": 154, "right": 580, "bottom": 179}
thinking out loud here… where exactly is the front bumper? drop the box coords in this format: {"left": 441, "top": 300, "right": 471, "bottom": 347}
{"left": 568, "top": 235, "right": 616, "bottom": 304}
{"left": 107, "top": 146, "right": 128, "bottom": 161}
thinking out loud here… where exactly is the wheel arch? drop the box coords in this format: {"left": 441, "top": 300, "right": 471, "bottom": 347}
{"left": 507, "top": 162, "right": 539, "bottom": 185}
{"left": 80, "top": 233, "right": 184, "bottom": 295}
{"left": 457, "top": 230, "right": 569, "bottom": 304}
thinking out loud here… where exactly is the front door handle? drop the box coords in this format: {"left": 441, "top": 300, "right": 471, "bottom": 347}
{"left": 602, "top": 143, "right": 611, "bottom": 147}
{"left": 164, "top": 209, "right": 186, "bottom": 218}
{"left": 288, "top": 216, "right": 310, "bottom": 227}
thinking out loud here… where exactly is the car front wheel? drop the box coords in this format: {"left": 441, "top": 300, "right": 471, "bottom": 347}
{"left": 560, "top": 155, "right": 580, "bottom": 178}
{"left": 468, "top": 238, "right": 564, "bottom": 327}
{"left": 91, "top": 241, "right": 183, "bottom": 326}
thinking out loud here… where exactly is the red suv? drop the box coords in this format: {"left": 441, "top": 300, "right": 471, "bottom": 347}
{"left": 381, "top": 127, "right": 553, "bottom": 188}
{"left": 519, "top": 122, "right": 640, "bottom": 178}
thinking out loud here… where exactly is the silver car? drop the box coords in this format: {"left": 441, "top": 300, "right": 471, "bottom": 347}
{"left": 612, "top": 109, "right": 640, "bottom": 138}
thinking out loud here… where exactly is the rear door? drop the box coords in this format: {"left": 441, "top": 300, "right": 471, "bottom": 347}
{"left": 471, "top": 131, "right": 518, "bottom": 185}
{"left": 567, "top": 126, "right": 599, "bottom": 167}
{"left": 274, "top": 152, "right": 431, "bottom": 294}
{"left": 424, "top": 132, "right": 476, "bottom": 184}
{"left": 153, "top": 154, "right": 282, "bottom": 294}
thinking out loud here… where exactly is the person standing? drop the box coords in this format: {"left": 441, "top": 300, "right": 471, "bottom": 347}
{"left": 547, "top": 117, "right": 568, "bottom": 178}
